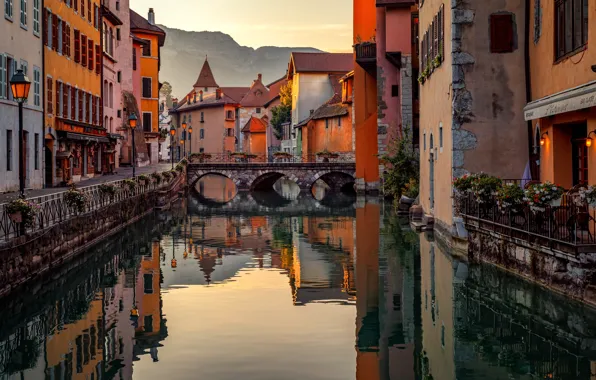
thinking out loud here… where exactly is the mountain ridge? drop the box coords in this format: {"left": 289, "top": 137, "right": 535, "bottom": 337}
{"left": 158, "top": 25, "right": 322, "bottom": 98}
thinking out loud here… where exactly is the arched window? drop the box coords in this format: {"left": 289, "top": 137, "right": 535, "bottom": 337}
{"left": 109, "top": 83, "right": 113, "bottom": 108}
{"left": 104, "top": 116, "right": 108, "bottom": 128}
{"left": 103, "top": 80, "right": 108, "bottom": 106}
{"left": 109, "top": 117, "right": 113, "bottom": 132}
{"left": 103, "top": 22, "right": 108, "bottom": 51}
{"left": 534, "top": 123, "right": 541, "bottom": 155}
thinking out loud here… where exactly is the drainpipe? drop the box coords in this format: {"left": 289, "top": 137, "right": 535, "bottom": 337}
{"left": 524, "top": 0, "right": 535, "bottom": 179}
{"left": 41, "top": 0, "right": 46, "bottom": 188}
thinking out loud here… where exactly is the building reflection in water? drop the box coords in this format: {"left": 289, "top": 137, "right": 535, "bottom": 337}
{"left": 3, "top": 190, "right": 596, "bottom": 379}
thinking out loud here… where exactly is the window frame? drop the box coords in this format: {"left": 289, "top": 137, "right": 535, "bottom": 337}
{"left": 6, "top": 129, "right": 13, "bottom": 171}
{"left": 33, "top": 66, "right": 40, "bottom": 106}
{"left": 19, "top": 0, "right": 26, "bottom": 29}
{"left": 142, "top": 112, "right": 152, "bottom": 132}
{"left": 141, "top": 77, "right": 152, "bottom": 98}
{"left": 32, "top": 0, "right": 39, "bottom": 35}
{"left": 5, "top": 0, "right": 13, "bottom": 20}
{"left": 554, "top": 0, "right": 588, "bottom": 61}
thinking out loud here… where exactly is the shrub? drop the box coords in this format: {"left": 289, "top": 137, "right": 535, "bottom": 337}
{"left": 137, "top": 174, "right": 150, "bottom": 183}
{"left": 6, "top": 198, "right": 40, "bottom": 227}
{"left": 122, "top": 178, "right": 137, "bottom": 190}
{"left": 175, "top": 163, "right": 184, "bottom": 172}
{"left": 151, "top": 172, "right": 162, "bottom": 184}
{"left": 496, "top": 183, "right": 524, "bottom": 210}
{"left": 99, "top": 183, "right": 118, "bottom": 198}
{"left": 524, "top": 181, "right": 564, "bottom": 210}
{"left": 453, "top": 173, "right": 477, "bottom": 194}
{"left": 402, "top": 178, "right": 419, "bottom": 199}
{"left": 64, "top": 187, "right": 89, "bottom": 213}
{"left": 381, "top": 126, "right": 419, "bottom": 198}
{"left": 471, "top": 174, "right": 502, "bottom": 203}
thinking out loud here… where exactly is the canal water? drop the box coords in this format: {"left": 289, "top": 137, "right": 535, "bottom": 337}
{"left": 1, "top": 176, "right": 596, "bottom": 380}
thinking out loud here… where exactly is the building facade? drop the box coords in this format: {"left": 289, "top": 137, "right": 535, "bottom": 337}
{"left": 238, "top": 73, "right": 270, "bottom": 152}
{"left": 130, "top": 8, "right": 164, "bottom": 165}
{"left": 418, "top": 0, "right": 529, "bottom": 239}
{"left": 525, "top": 0, "right": 594, "bottom": 189}
{"left": 44, "top": 0, "right": 105, "bottom": 186}
{"left": 263, "top": 76, "right": 288, "bottom": 156}
{"left": 1, "top": 0, "right": 45, "bottom": 192}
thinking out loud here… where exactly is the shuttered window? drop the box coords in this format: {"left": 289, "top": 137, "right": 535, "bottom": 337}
{"left": 143, "top": 112, "right": 152, "bottom": 132}
{"left": 85, "top": 92, "right": 90, "bottom": 123}
{"left": 42, "top": 8, "right": 48, "bottom": 46}
{"left": 63, "top": 84, "right": 69, "bottom": 117}
{"left": 87, "top": 39, "right": 93, "bottom": 70}
{"left": 95, "top": 44, "right": 101, "bottom": 74}
{"left": 132, "top": 47, "right": 137, "bottom": 70}
{"left": 56, "top": 81, "right": 62, "bottom": 117}
{"left": 0, "top": 55, "right": 6, "bottom": 99}
{"left": 490, "top": 14, "right": 515, "bottom": 53}
{"left": 74, "top": 29, "right": 80, "bottom": 63}
{"left": 73, "top": 0, "right": 77, "bottom": 12}
{"left": 51, "top": 12, "right": 58, "bottom": 50}
{"left": 46, "top": 76, "right": 53, "bottom": 114}
{"left": 439, "top": 5, "right": 444, "bottom": 59}
{"left": 142, "top": 77, "right": 151, "bottom": 98}
{"left": 78, "top": 89, "right": 83, "bottom": 121}
{"left": 555, "top": 0, "right": 588, "bottom": 59}
{"left": 93, "top": 4, "right": 97, "bottom": 28}
{"left": 81, "top": 34, "right": 87, "bottom": 67}
{"left": 80, "top": 0, "right": 84, "bottom": 19}
{"left": 71, "top": 87, "right": 76, "bottom": 120}
{"left": 87, "top": 0, "right": 90, "bottom": 22}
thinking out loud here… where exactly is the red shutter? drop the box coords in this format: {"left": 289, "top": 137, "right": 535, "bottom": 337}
{"left": 80, "top": 0, "right": 84, "bottom": 19}
{"left": 78, "top": 89, "right": 83, "bottom": 121}
{"left": 81, "top": 35, "right": 87, "bottom": 67}
{"left": 93, "top": 4, "right": 97, "bottom": 28}
{"left": 43, "top": 8, "right": 48, "bottom": 46}
{"left": 55, "top": 81, "right": 61, "bottom": 117}
{"left": 85, "top": 93, "right": 90, "bottom": 123}
{"left": 95, "top": 44, "right": 101, "bottom": 74}
{"left": 74, "top": 29, "right": 80, "bottom": 63}
{"left": 74, "top": 0, "right": 77, "bottom": 12}
{"left": 99, "top": 95, "right": 103, "bottom": 123}
{"left": 46, "top": 77, "right": 53, "bottom": 114}
{"left": 63, "top": 84, "right": 69, "bottom": 117}
{"left": 490, "top": 14, "right": 514, "bottom": 53}
{"left": 62, "top": 22, "right": 67, "bottom": 55}
{"left": 92, "top": 96, "right": 96, "bottom": 125}
{"left": 71, "top": 87, "right": 76, "bottom": 119}
{"left": 87, "top": 0, "right": 91, "bottom": 22}
{"left": 66, "top": 25, "right": 71, "bottom": 57}
{"left": 87, "top": 39, "right": 93, "bottom": 70}
{"left": 52, "top": 15, "right": 58, "bottom": 51}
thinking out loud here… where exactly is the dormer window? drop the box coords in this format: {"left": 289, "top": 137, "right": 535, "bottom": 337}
{"left": 199, "top": 91, "right": 203, "bottom": 102}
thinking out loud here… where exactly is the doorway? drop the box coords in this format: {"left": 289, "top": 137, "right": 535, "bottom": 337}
{"left": 429, "top": 134, "right": 435, "bottom": 210}
{"left": 45, "top": 146, "right": 53, "bottom": 186}
{"left": 571, "top": 123, "right": 589, "bottom": 186}
{"left": 23, "top": 131, "right": 29, "bottom": 188}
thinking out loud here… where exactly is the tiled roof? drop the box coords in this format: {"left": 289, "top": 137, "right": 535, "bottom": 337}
{"left": 170, "top": 87, "right": 249, "bottom": 113}
{"left": 289, "top": 52, "right": 353, "bottom": 75}
{"left": 222, "top": 87, "right": 250, "bottom": 103}
{"left": 193, "top": 59, "right": 219, "bottom": 88}
{"left": 264, "top": 76, "right": 289, "bottom": 108}
{"left": 311, "top": 103, "right": 349, "bottom": 120}
{"left": 241, "top": 117, "right": 267, "bottom": 133}
{"left": 240, "top": 75, "right": 270, "bottom": 107}
{"left": 130, "top": 10, "right": 165, "bottom": 45}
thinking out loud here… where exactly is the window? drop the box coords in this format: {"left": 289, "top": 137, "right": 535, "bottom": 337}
{"left": 57, "top": 18, "right": 62, "bottom": 54}
{"left": 132, "top": 47, "right": 136, "bottom": 70}
{"left": 423, "top": 132, "right": 426, "bottom": 151}
{"left": 256, "top": 107, "right": 261, "bottom": 114}
{"left": 6, "top": 57, "right": 15, "bottom": 101}
{"left": 46, "top": 76, "right": 53, "bottom": 114}
{"left": 19, "top": 0, "right": 25, "bottom": 27}
{"left": 93, "top": 4, "right": 97, "bottom": 28}
{"left": 108, "top": 28, "right": 113, "bottom": 55}
{"left": 141, "top": 40, "right": 151, "bottom": 56}
{"left": 6, "top": 130, "right": 12, "bottom": 171}
{"left": 56, "top": 81, "right": 62, "bottom": 116}
{"left": 74, "top": 29, "right": 80, "bottom": 63}
{"left": 51, "top": 11, "right": 57, "bottom": 50}
{"left": 199, "top": 148, "right": 204, "bottom": 153}
{"left": 439, "top": 125, "right": 443, "bottom": 149}
{"left": 338, "top": 117, "right": 342, "bottom": 127}
{"left": 325, "top": 119, "right": 329, "bottom": 129}
{"left": 73, "top": 0, "right": 76, "bottom": 12}
{"left": 64, "top": 23, "right": 71, "bottom": 57}
{"left": 80, "top": 0, "right": 84, "bottom": 19}
{"left": 95, "top": 44, "right": 101, "bottom": 74}
{"left": 143, "top": 112, "right": 151, "bottom": 132}
{"left": 33, "top": 66, "right": 40, "bottom": 106}
{"left": 0, "top": 55, "right": 5, "bottom": 99}
{"left": 142, "top": 78, "right": 151, "bottom": 98}
{"left": 143, "top": 274, "right": 153, "bottom": 294}
{"left": 490, "top": 13, "right": 515, "bottom": 53}
{"left": 86, "top": 0, "right": 90, "bottom": 22}
{"left": 81, "top": 34, "right": 87, "bottom": 67}
{"left": 45, "top": 10, "right": 52, "bottom": 48}
{"left": 63, "top": 84, "right": 69, "bottom": 117}
{"left": 5, "top": 0, "right": 13, "bottom": 19}
{"left": 109, "top": 82, "right": 113, "bottom": 107}
{"left": 555, "top": 0, "right": 588, "bottom": 59}
{"left": 71, "top": 86, "right": 75, "bottom": 119}
{"left": 115, "top": 0, "right": 119, "bottom": 10}
{"left": 144, "top": 315, "right": 153, "bottom": 333}
{"left": 117, "top": 71, "right": 121, "bottom": 83}
{"left": 116, "top": 28, "right": 120, "bottom": 41}
{"left": 34, "top": 133, "right": 39, "bottom": 169}
{"left": 391, "top": 85, "right": 399, "bottom": 97}
{"left": 227, "top": 128, "right": 234, "bottom": 137}
{"left": 226, "top": 110, "right": 233, "bottom": 119}
{"left": 200, "top": 129, "right": 204, "bottom": 139}
{"left": 200, "top": 112, "right": 204, "bottom": 122}
{"left": 87, "top": 38, "right": 93, "bottom": 69}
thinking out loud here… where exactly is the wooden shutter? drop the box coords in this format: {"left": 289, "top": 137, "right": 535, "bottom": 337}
{"left": 63, "top": 84, "right": 69, "bottom": 117}
{"left": 490, "top": 14, "right": 514, "bottom": 53}
{"left": 78, "top": 89, "right": 83, "bottom": 121}
{"left": 74, "top": 29, "right": 80, "bottom": 63}
{"left": 42, "top": 8, "right": 48, "bottom": 46}
{"left": 95, "top": 44, "right": 101, "bottom": 74}
{"left": 55, "top": 81, "right": 61, "bottom": 116}
{"left": 73, "top": 0, "right": 77, "bottom": 12}
{"left": 81, "top": 35, "right": 87, "bottom": 67}
{"left": 132, "top": 47, "right": 136, "bottom": 70}
{"left": 51, "top": 14, "right": 58, "bottom": 50}
{"left": 87, "top": 39, "right": 93, "bottom": 70}
{"left": 87, "top": 0, "right": 90, "bottom": 22}
{"left": 439, "top": 5, "right": 444, "bottom": 59}
{"left": 85, "top": 93, "right": 90, "bottom": 123}
{"left": 71, "top": 87, "right": 76, "bottom": 119}
{"left": 65, "top": 24, "right": 71, "bottom": 57}
{"left": 46, "top": 77, "right": 53, "bottom": 114}
{"left": 93, "top": 4, "right": 97, "bottom": 28}
{"left": 433, "top": 15, "right": 438, "bottom": 60}
{"left": 62, "top": 22, "right": 67, "bottom": 55}
{"left": 80, "top": 0, "right": 84, "bottom": 18}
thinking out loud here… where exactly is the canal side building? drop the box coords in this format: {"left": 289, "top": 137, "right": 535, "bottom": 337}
{"left": 44, "top": 0, "right": 105, "bottom": 186}
{"left": 0, "top": 0, "right": 45, "bottom": 192}
{"left": 418, "top": 0, "right": 529, "bottom": 240}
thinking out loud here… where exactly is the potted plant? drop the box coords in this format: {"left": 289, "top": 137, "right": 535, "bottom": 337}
{"left": 524, "top": 181, "right": 565, "bottom": 212}
{"left": 64, "top": 187, "right": 89, "bottom": 213}
{"left": 496, "top": 183, "right": 525, "bottom": 212}
{"left": 180, "top": 158, "right": 189, "bottom": 166}
{"left": 137, "top": 174, "right": 150, "bottom": 186}
{"left": 175, "top": 163, "right": 184, "bottom": 172}
{"left": 273, "top": 152, "right": 292, "bottom": 159}
{"left": 98, "top": 183, "right": 118, "bottom": 200}
{"left": 151, "top": 172, "right": 162, "bottom": 184}
{"left": 162, "top": 171, "right": 172, "bottom": 181}
{"left": 316, "top": 150, "right": 340, "bottom": 160}
{"left": 170, "top": 170, "right": 178, "bottom": 177}
{"left": 453, "top": 173, "right": 478, "bottom": 194}
{"left": 190, "top": 152, "right": 212, "bottom": 163}
{"left": 418, "top": 72, "right": 426, "bottom": 84}
{"left": 471, "top": 173, "right": 502, "bottom": 204}
{"left": 579, "top": 185, "right": 596, "bottom": 207}
{"left": 122, "top": 178, "right": 137, "bottom": 191}
{"left": 432, "top": 52, "right": 442, "bottom": 68}
{"left": 5, "top": 198, "right": 40, "bottom": 227}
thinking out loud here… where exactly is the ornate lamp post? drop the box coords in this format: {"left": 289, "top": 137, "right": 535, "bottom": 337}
{"left": 10, "top": 69, "right": 32, "bottom": 198}
{"left": 182, "top": 121, "right": 187, "bottom": 158}
{"left": 128, "top": 113, "right": 138, "bottom": 178}
{"left": 188, "top": 125, "right": 193, "bottom": 158}
{"left": 169, "top": 125, "right": 176, "bottom": 169}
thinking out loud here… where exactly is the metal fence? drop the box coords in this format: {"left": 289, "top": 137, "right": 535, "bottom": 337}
{"left": 186, "top": 152, "right": 355, "bottom": 164}
{"left": 459, "top": 191, "right": 596, "bottom": 251}
{"left": 0, "top": 169, "right": 185, "bottom": 242}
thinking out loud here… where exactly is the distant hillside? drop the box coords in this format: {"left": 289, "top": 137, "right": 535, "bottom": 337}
{"left": 158, "top": 25, "right": 322, "bottom": 98}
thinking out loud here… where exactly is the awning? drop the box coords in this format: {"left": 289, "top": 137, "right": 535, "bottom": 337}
{"left": 524, "top": 80, "right": 596, "bottom": 121}
{"left": 108, "top": 133, "right": 124, "bottom": 140}
{"left": 59, "top": 131, "right": 110, "bottom": 143}
{"left": 56, "top": 150, "right": 73, "bottom": 159}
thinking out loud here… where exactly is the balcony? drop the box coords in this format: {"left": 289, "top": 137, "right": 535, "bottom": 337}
{"left": 355, "top": 42, "right": 376, "bottom": 74}
{"left": 376, "top": 0, "right": 416, "bottom": 7}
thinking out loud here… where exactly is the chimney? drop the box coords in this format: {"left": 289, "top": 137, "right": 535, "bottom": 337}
{"left": 148, "top": 8, "right": 155, "bottom": 25}
{"left": 310, "top": 109, "right": 314, "bottom": 115}
{"left": 257, "top": 73, "right": 262, "bottom": 82}
{"left": 216, "top": 88, "right": 222, "bottom": 100}
{"left": 172, "top": 98, "right": 178, "bottom": 108}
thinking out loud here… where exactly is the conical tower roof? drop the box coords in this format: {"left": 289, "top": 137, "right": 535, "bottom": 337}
{"left": 194, "top": 58, "right": 219, "bottom": 88}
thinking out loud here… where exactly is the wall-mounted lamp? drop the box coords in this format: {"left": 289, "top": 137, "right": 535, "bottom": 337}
{"left": 587, "top": 130, "right": 596, "bottom": 147}
{"left": 540, "top": 131, "right": 548, "bottom": 146}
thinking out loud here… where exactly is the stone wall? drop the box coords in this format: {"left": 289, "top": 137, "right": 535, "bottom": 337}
{"left": 0, "top": 191, "right": 159, "bottom": 297}
{"left": 468, "top": 228, "right": 596, "bottom": 306}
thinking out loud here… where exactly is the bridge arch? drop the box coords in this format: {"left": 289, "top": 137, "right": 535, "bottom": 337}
{"left": 310, "top": 171, "right": 356, "bottom": 193}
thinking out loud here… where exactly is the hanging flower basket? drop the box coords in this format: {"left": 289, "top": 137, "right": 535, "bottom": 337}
{"left": 579, "top": 185, "right": 596, "bottom": 207}
{"left": 137, "top": 174, "right": 150, "bottom": 186}
{"left": 64, "top": 187, "right": 89, "bottom": 213}
{"left": 471, "top": 173, "right": 502, "bottom": 204}
{"left": 496, "top": 183, "right": 525, "bottom": 213}
{"left": 9, "top": 211, "right": 22, "bottom": 224}
{"left": 122, "top": 179, "right": 137, "bottom": 190}
{"left": 190, "top": 153, "right": 212, "bottom": 163}
{"left": 6, "top": 198, "right": 41, "bottom": 227}
{"left": 524, "top": 181, "right": 564, "bottom": 212}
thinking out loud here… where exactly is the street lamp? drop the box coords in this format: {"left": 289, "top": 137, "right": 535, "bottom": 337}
{"left": 182, "top": 121, "right": 187, "bottom": 158}
{"left": 188, "top": 125, "right": 193, "bottom": 158}
{"left": 10, "top": 69, "right": 32, "bottom": 198}
{"left": 128, "top": 113, "right": 138, "bottom": 178}
{"left": 169, "top": 125, "right": 176, "bottom": 169}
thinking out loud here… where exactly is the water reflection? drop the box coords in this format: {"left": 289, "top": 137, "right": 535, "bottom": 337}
{"left": 1, "top": 196, "right": 596, "bottom": 379}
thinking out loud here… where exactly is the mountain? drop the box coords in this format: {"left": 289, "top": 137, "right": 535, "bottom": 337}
{"left": 158, "top": 25, "right": 322, "bottom": 98}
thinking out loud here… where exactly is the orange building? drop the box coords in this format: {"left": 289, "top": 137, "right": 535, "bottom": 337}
{"left": 298, "top": 72, "right": 354, "bottom": 160}
{"left": 242, "top": 116, "right": 267, "bottom": 158}
{"left": 44, "top": 0, "right": 105, "bottom": 185}
{"left": 130, "top": 9, "right": 165, "bottom": 164}
{"left": 525, "top": 0, "right": 595, "bottom": 188}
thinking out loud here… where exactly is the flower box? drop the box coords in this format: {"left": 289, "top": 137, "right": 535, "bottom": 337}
{"left": 6, "top": 199, "right": 40, "bottom": 227}
{"left": 524, "top": 181, "right": 565, "bottom": 212}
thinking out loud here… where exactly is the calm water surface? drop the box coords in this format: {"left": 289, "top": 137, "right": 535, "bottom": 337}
{"left": 1, "top": 176, "right": 596, "bottom": 380}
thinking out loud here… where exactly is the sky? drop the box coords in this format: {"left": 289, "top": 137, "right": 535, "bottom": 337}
{"left": 130, "top": 0, "right": 353, "bottom": 52}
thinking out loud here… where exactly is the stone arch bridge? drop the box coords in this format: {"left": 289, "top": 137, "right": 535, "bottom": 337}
{"left": 187, "top": 162, "right": 356, "bottom": 193}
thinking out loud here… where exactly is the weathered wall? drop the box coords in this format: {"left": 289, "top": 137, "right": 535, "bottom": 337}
{"left": 468, "top": 228, "right": 596, "bottom": 306}
{"left": 292, "top": 73, "right": 335, "bottom": 126}
{"left": 302, "top": 113, "right": 352, "bottom": 156}
{"left": 185, "top": 106, "right": 225, "bottom": 153}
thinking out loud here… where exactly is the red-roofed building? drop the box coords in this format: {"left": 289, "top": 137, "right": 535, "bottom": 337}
{"left": 238, "top": 74, "right": 270, "bottom": 151}
{"left": 241, "top": 117, "right": 268, "bottom": 159}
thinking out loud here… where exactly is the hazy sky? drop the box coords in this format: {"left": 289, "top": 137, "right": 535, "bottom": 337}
{"left": 130, "top": 0, "right": 353, "bottom": 52}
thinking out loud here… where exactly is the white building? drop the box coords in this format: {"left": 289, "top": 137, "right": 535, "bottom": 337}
{"left": 158, "top": 96, "right": 171, "bottom": 161}
{"left": 0, "top": 0, "right": 45, "bottom": 192}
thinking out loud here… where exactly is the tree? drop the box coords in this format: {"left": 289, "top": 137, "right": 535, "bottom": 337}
{"left": 160, "top": 81, "right": 173, "bottom": 108}
{"left": 381, "top": 126, "right": 419, "bottom": 199}
{"left": 270, "top": 81, "right": 292, "bottom": 140}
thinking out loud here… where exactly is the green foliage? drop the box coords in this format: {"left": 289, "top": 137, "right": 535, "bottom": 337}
{"left": 381, "top": 126, "right": 419, "bottom": 199}
{"left": 151, "top": 172, "right": 162, "bottom": 184}
{"left": 162, "top": 171, "right": 172, "bottom": 180}
{"left": 64, "top": 187, "right": 89, "bottom": 213}
{"left": 270, "top": 81, "right": 292, "bottom": 140}
{"left": 123, "top": 178, "right": 137, "bottom": 189}
{"left": 6, "top": 198, "right": 40, "bottom": 227}
{"left": 471, "top": 174, "right": 502, "bottom": 203}
{"left": 160, "top": 81, "right": 173, "bottom": 108}
{"left": 99, "top": 183, "right": 118, "bottom": 198}
{"left": 175, "top": 163, "right": 184, "bottom": 172}
{"left": 403, "top": 178, "right": 419, "bottom": 199}
{"left": 137, "top": 174, "right": 150, "bottom": 182}
{"left": 496, "top": 183, "right": 524, "bottom": 209}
